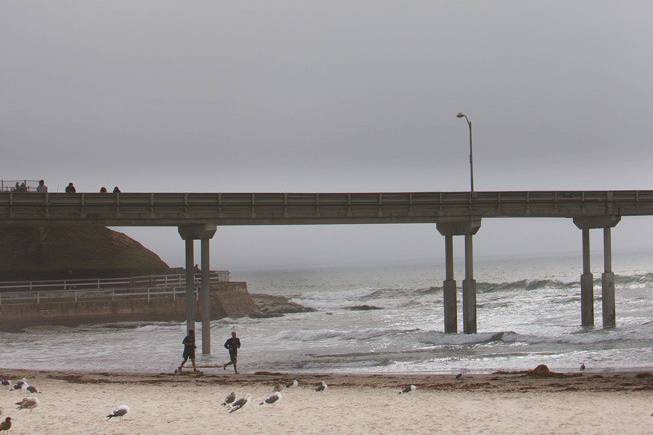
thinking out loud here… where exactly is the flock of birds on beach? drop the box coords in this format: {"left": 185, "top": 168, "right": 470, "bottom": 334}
{"left": 0, "top": 377, "right": 41, "bottom": 432}
{"left": 0, "top": 373, "right": 420, "bottom": 431}
{"left": 0, "top": 363, "right": 598, "bottom": 430}
{"left": 219, "top": 378, "right": 422, "bottom": 415}
{"left": 1, "top": 376, "right": 122, "bottom": 432}
{"left": 221, "top": 379, "right": 332, "bottom": 414}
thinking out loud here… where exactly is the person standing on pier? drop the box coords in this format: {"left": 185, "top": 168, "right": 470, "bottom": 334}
{"left": 223, "top": 331, "right": 241, "bottom": 374}
{"left": 36, "top": 179, "right": 48, "bottom": 193}
{"left": 177, "top": 329, "right": 198, "bottom": 374}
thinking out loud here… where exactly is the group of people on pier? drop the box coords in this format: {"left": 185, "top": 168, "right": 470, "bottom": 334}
{"left": 6, "top": 179, "right": 123, "bottom": 194}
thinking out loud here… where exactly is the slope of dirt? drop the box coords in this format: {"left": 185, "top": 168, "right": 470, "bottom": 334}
{"left": 0, "top": 225, "right": 170, "bottom": 280}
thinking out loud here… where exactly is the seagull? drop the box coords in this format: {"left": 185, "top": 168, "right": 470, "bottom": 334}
{"left": 315, "top": 381, "right": 328, "bottom": 392}
{"left": 0, "top": 417, "right": 11, "bottom": 432}
{"left": 580, "top": 363, "right": 586, "bottom": 371}
{"left": 222, "top": 392, "right": 236, "bottom": 407}
{"left": 399, "top": 385, "right": 416, "bottom": 394}
{"left": 0, "top": 379, "right": 10, "bottom": 386}
{"left": 229, "top": 395, "right": 250, "bottom": 413}
{"left": 106, "top": 405, "right": 129, "bottom": 420}
{"left": 16, "top": 397, "right": 39, "bottom": 410}
{"left": 26, "top": 386, "right": 40, "bottom": 394}
{"left": 259, "top": 392, "right": 282, "bottom": 406}
{"left": 10, "top": 379, "right": 28, "bottom": 392}
{"left": 455, "top": 373, "right": 463, "bottom": 380}
{"left": 285, "top": 379, "right": 299, "bottom": 388}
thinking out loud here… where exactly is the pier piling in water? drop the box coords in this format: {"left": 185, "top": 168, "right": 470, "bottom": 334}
{"left": 436, "top": 219, "right": 481, "bottom": 334}
{"left": 602, "top": 227, "right": 616, "bottom": 328}
{"left": 443, "top": 235, "right": 457, "bottom": 333}
{"left": 179, "top": 224, "right": 218, "bottom": 354}
{"left": 573, "top": 216, "right": 620, "bottom": 329}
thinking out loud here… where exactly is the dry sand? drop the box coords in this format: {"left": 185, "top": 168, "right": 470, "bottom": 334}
{"left": 1, "top": 369, "right": 652, "bottom": 434}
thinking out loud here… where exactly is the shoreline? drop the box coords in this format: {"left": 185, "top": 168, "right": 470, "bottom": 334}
{"left": 2, "top": 367, "right": 653, "bottom": 393}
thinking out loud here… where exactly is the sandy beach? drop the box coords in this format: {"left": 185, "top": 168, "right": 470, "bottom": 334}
{"left": 0, "top": 369, "right": 651, "bottom": 434}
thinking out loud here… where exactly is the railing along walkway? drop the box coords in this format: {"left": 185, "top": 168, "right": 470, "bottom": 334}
{"left": 0, "top": 271, "right": 230, "bottom": 305}
{"left": 3, "top": 191, "right": 653, "bottom": 225}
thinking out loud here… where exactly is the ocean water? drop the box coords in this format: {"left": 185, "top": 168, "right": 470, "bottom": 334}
{"left": 1, "top": 252, "right": 652, "bottom": 374}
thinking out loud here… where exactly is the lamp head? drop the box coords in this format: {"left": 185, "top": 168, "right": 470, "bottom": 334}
{"left": 457, "top": 112, "right": 466, "bottom": 118}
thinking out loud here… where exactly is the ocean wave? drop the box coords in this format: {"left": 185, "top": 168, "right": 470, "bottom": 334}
{"left": 418, "top": 331, "right": 510, "bottom": 346}
{"left": 278, "top": 327, "right": 421, "bottom": 343}
{"left": 346, "top": 272, "right": 653, "bottom": 303}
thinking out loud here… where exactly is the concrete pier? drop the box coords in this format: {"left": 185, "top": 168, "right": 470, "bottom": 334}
{"left": 183, "top": 239, "right": 195, "bottom": 333}
{"left": 463, "top": 233, "right": 477, "bottom": 334}
{"left": 178, "top": 224, "right": 217, "bottom": 353}
{"left": 443, "top": 234, "right": 457, "bottom": 333}
{"left": 602, "top": 227, "right": 616, "bottom": 328}
{"left": 200, "top": 238, "right": 211, "bottom": 354}
{"left": 573, "top": 216, "right": 620, "bottom": 329}
{"left": 580, "top": 228, "right": 593, "bottom": 327}
{"left": 436, "top": 219, "right": 481, "bottom": 334}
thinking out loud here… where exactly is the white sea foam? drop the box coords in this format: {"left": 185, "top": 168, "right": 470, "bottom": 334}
{"left": 2, "top": 256, "right": 653, "bottom": 373}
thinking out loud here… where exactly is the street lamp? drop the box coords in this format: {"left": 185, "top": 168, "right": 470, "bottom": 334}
{"left": 457, "top": 112, "right": 474, "bottom": 193}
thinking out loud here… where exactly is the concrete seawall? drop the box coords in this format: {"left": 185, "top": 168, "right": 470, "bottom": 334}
{"left": 0, "top": 282, "right": 260, "bottom": 330}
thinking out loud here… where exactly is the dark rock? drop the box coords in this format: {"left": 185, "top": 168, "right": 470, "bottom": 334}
{"left": 250, "top": 294, "right": 315, "bottom": 315}
{"left": 347, "top": 305, "right": 383, "bottom": 311}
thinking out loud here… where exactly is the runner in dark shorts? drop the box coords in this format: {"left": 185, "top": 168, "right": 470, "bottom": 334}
{"left": 223, "top": 331, "right": 241, "bottom": 374}
{"left": 177, "top": 329, "right": 197, "bottom": 373}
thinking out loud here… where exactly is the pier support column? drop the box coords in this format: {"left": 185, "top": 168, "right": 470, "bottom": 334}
{"left": 602, "top": 228, "right": 616, "bottom": 328}
{"left": 201, "top": 238, "right": 211, "bottom": 354}
{"left": 463, "top": 234, "right": 477, "bottom": 334}
{"left": 184, "top": 238, "right": 195, "bottom": 334}
{"left": 573, "top": 216, "right": 620, "bottom": 329}
{"left": 443, "top": 234, "right": 457, "bottom": 333}
{"left": 580, "top": 228, "right": 594, "bottom": 327}
{"left": 179, "top": 224, "right": 217, "bottom": 353}
{"left": 436, "top": 219, "right": 481, "bottom": 334}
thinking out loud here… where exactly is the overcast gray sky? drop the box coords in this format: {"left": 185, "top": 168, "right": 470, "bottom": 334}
{"left": 2, "top": 1, "right": 653, "bottom": 271}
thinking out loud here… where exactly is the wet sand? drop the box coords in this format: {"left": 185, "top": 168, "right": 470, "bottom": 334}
{"left": 1, "top": 368, "right": 652, "bottom": 434}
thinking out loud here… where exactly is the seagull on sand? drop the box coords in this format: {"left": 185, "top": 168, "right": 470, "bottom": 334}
{"left": 222, "top": 392, "right": 236, "bottom": 407}
{"left": 259, "top": 392, "right": 282, "bottom": 406}
{"left": 315, "top": 381, "right": 328, "bottom": 392}
{"left": 16, "top": 397, "right": 39, "bottom": 410}
{"left": 580, "top": 363, "right": 586, "bottom": 371}
{"left": 26, "top": 386, "right": 39, "bottom": 394}
{"left": 398, "top": 385, "right": 416, "bottom": 394}
{"left": 229, "top": 395, "right": 251, "bottom": 413}
{"left": 0, "top": 379, "right": 10, "bottom": 386}
{"left": 10, "top": 379, "right": 28, "bottom": 392}
{"left": 106, "top": 405, "right": 129, "bottom": 420}
{"left": 0, "top": 417, "right": 11, "bottom": 432}
{"left": 285, "top": 379, "right": 299, "bottom": 388}
{"left": 455, "top": 373, "right": 463, "bottom": 380}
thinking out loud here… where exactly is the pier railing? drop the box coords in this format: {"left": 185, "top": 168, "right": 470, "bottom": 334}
{"left": 0, "top": 271, "right": 230, "bottom": 305}
{"left": 3, "top": 190, "right": 653, "bottom": 225}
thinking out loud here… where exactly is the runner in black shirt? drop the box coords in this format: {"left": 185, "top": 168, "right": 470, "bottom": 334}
{"left": 177, "top": 330, "right": 197, "bottom": 373}
{"left": 223, "top": 331, "right": 241, "bottom": 374}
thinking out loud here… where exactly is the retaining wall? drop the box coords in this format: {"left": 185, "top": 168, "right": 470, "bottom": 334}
{"left": 0, "top": 282, "right": 260, "bottom": 330}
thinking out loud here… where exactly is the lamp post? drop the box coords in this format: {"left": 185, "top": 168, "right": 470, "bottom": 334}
{"left": 457, "top": 112, "right": 474, "bottom": 193}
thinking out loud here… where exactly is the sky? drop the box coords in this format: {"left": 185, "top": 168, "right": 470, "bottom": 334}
{"left": 2, "top": 1, "right": 653, "bottom": 271}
